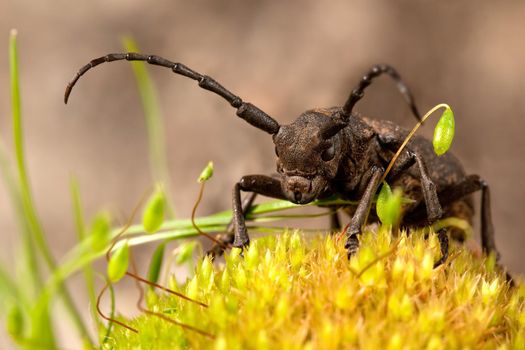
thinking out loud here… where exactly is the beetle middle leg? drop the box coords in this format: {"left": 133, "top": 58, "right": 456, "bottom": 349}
{"left": 384, "top": 148, "right": 449, "bottom": 266}
{"left": 407, "top": 152, "right": 449, "bottom": 267}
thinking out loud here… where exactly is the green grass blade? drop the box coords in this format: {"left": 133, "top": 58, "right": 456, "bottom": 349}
{"left": 42, "top": 193, "right": 404, "bottom": 290}
{"left": 9, "top": 29, "right": 92, "bottom": 346}
{"left": 0, "top": 141, "right": 41, "bottom": 300}
{"left": 29, "top": 300, "right": 57, "bottom": 349}
{"left": 123, "top": 197, "right": 358, "bottom": 235}
{"left": 70, "top": 176, "right": 100, "bottom": 330}
{"left": 0, "top": 264, "right": 22, "bottom": 304}
{"left": 122, "top": 37, "right": 175, "bottom": 217}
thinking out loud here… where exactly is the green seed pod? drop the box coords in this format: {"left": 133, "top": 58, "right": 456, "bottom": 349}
{"left": 376, "top": 182, "right": 403, "bottom": 226}
{"left": 376, "top": 182, "right": 392, "bottom": 225}
{"left": 147, "top": 242, "right": 166, "bottom": 286}
{"left": 142, "top": 186, "right": 165, "bottom": 233}
{"left": 107, "top": 240, "right": 129, "bottom": 283}
{"left": 175, "top": 241, "right": 198, "bottom": 265}
{"left": 89, "top": 211, "right": 111, "bottom": 251}
{"left": 6, "top": 304, "right": 24, "bottom": 340}
{"left": 433, "top": 107, "right": 455, "bottom": 156}
{"left": 197, "top": 161, "right": 214, "bottom": 183}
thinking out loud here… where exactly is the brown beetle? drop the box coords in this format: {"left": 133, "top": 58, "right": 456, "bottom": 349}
{"left": 65, "top": 54, "right": 498, "bottom": 267}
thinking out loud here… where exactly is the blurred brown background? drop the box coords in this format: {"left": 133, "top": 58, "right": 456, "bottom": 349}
{"left": 1, "top": 0, "right": 524, "bottom": 348}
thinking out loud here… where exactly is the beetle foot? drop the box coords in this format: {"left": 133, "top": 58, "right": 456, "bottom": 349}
{"left": 206, "top": 233, "right": 234, "bottom": 260}
{"left": 233, "top": 235, "right": 250, "bottom": 258}
{"left": 433, "top": 228, "right": 449, "bottom": 268}
{"left": 345, "top": 234, "right": 360, "bottom": 260}
{"left": 504, "top": 271, "right": 515, "bottom": 288}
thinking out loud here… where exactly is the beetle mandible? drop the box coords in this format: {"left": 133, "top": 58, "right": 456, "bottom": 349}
{"left": 64, "top": 53, "right": 499, "bottom": 267}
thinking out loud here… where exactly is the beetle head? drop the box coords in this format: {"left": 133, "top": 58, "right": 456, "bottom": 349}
{"left": 272, "top": 109, "right": 347, "bottom": 204}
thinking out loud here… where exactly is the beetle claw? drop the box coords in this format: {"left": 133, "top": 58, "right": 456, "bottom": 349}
{"left": 345, "top": 234, "right": 360, "bottom": 260}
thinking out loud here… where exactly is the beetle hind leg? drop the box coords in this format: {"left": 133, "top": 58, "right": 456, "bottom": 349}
{"left": 330, "top": 211, "right": 342, "bottom": 233}
{"left": 436, "top": 175, "right": 499, "bottom": 261}
{"left": 433, "top": 229, "right": 449, "bottom": 268}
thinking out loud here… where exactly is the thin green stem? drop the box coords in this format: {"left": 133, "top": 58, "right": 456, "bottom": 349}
{"left": 9, "top": 29, "right": 92, "bottom": 345}
{"left": 380, "top": 103, "right": 450, "bottom": 183}
{"left": 102, "top": 281, "right": 116, "bottom": 345}
{"left": 124, "top": 197, "right": 360, "bottom": 235}
{"left": 122, "top": 37, "right": 175, "bottom": 217}
{"left": 191, "top": 181, "right": 225, "bottom": 245}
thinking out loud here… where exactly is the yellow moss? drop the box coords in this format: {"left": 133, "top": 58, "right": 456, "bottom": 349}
{"left": 109, "top": 227, "right": 524, "bottom": 349}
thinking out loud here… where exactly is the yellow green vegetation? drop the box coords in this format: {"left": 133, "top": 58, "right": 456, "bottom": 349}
{"left": 109, "top": 228, "right": 524, "bottom": 349}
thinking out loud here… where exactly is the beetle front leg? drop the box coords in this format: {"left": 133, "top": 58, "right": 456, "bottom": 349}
{"left": 346, "top": 166, "right": 383, "bottom": 258}
{"left": 207, "top": 193, "right": 257, "bottom": 258}
{"left": 232, "top": 175, "right": 286, "bottom": 249}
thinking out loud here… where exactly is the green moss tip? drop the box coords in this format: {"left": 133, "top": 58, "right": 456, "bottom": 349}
{"left": 109, "top": 227, "right": 525, "bottom": 349}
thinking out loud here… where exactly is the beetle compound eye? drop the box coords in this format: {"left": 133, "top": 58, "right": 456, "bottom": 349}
{"left": 321, "top": 144, "right": 335, "bottom": 161}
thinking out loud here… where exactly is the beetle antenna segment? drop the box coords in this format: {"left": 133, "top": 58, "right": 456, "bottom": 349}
{"left": 65, "top": 53, "right": 280, "bottom": 134}
{"left": 342, "top": 64, "right": 421, "bottom": 121}
{"left": 191, "top": 181, "right": 230, "bottom": 248}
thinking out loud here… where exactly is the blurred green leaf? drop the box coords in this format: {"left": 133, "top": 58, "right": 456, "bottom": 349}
{"left": 29, "top": 300, "right": 56, "bottom": 349}
{"left": 10, "top": 29, "right": 90, "bottom": 345}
